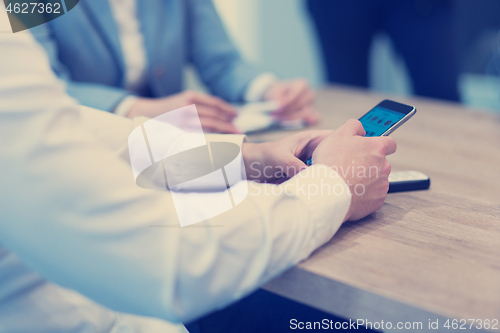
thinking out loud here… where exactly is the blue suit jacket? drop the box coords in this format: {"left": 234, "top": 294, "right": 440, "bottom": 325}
{"left": 32, "top": 0, "right": 262, "bottom": 111}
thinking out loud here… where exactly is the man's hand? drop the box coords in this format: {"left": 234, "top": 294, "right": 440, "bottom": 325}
{"left": 312, "top": 119, "right": 397, "bottom": 221}
{"left": 264, "top": 79, "right": 320, "bottom": 125}
{"left": 242, "top": 130, "right": 331, "bottom": 183}
{"left": 126, "top": 91, "right": 240, "bottom": 133}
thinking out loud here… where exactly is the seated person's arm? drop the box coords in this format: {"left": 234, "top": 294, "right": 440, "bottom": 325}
{"left": 0, "top": 32, "right": 395, "bottom": 324}
{"left": 186, "top": 0, "right": 319, "bottom": 127}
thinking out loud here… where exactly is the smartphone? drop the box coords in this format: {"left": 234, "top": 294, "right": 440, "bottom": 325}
{"left": 306, "top": 99, "right": 416, "bottom": 165}
{"left": 358, "top": 99, "right": 416, "bottom": 137}
{"left": 388, "top": 170, "right": 430, "bottom": 193}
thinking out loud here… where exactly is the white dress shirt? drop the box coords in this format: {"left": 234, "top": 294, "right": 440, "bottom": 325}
{"left": 108, "top": 0, "right": 277, "bottom": 117}
{"left": 108, "top": 0, "right": 147, "bottom": 92}
{"left": 0, "top": 25, "right": 351, "bottom": 333}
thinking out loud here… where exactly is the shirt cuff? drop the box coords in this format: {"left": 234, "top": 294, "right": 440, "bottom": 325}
{"left": 244, "top": 73, "right": 279, "bottom": 103}
{"left": 286, "top": 164, "right": 352, "bottom": 261}
{"left": 113, "top": 95, "right": 138, "bottom": 117}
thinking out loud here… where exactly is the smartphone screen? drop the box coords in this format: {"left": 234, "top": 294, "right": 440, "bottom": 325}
{"left": 358, "top": 100, "right": 415, "bottom": 137}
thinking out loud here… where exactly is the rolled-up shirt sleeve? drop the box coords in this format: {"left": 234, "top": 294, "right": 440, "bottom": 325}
{"left": 0, "top": 30, "right": 351, "bottom": 324}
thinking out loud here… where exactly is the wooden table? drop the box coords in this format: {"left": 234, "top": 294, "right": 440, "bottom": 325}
{"left": 251, "top": 86, "right": 500, "bottom": 332}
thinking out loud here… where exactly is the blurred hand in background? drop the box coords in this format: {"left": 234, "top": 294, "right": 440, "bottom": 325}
{"left": 127, "top": 91, "right": 240, "bottom": 134}
{"left": 264, "top": 79, "right": 320, "bottom": 126}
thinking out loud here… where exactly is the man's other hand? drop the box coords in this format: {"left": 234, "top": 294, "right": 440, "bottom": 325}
{"left": 242, "top": 130, "right": 332, "bottom": 183}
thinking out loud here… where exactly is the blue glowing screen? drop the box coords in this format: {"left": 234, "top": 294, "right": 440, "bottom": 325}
{"left": 359, "top": 106, "right": 406, "bottom": 137}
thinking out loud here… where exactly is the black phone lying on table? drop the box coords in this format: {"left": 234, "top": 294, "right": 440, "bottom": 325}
{"left": 307, "top": 99, "right": 430, "bottom": 192}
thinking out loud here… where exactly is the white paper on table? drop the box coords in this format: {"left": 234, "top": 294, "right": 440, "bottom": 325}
{"left": 233, "top": 101, "right": 306, "bottom": 133}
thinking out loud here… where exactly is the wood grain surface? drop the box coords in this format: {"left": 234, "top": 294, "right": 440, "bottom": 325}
{"left": 254, "top": 86, "right": 500, "bottom": 330}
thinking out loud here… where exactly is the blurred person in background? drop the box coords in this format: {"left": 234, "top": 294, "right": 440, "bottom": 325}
{"left": 306, "top": 0, "right": 460, "bottom": 101}
{"left": 31, "top": 0, "right": 319, "bottom": 133}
